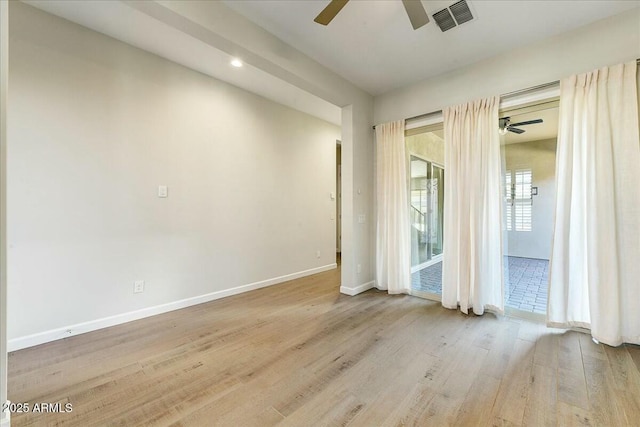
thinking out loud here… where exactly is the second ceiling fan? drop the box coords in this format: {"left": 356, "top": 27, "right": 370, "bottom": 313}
{"left": 315, "top": 0, "right": 430, "bottom": 30}
{"left": 499, "top": 117, "right": 544, "bottom": 135}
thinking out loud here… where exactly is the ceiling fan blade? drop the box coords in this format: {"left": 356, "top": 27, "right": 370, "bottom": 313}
{"left": 314, "top": 0, "right": 349, "bottom": 26}
{"left": 402, "top": 0, "right": 430, "bottom": 30}
{"left": 508, "top": 127, "right": 525, "bottom": 134}
{"left": 509, "top": 119, "right": 543, "bottom": 127}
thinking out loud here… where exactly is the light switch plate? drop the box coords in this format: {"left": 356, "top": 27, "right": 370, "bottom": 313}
{"left": 158, "top": 185, "right": 168, "bottom": 198}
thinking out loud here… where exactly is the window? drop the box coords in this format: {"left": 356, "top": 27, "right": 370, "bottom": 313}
{"left": 505, "top": 169, "right": 532, "bottom": 232}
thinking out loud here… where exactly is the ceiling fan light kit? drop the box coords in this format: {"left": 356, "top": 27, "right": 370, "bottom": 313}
{"left": 314, "top": 0, "right": 475, "bottom": 31}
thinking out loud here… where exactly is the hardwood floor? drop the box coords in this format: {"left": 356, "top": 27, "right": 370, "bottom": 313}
{"left": 8, "top": 266, "right": 640, "bottom": 426}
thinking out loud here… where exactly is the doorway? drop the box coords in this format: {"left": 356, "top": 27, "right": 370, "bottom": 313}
{"left": 500, "top": 101, "right": 559, "bottom": 317}
{"left": 406, "top": 127, "right": 445, "bottom": 298}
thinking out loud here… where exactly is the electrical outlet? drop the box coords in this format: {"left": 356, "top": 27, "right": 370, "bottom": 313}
{"left": 316, "top": 250, "right": 321, "bottom": 258}
{"left": 134, "top": 280, "right": 145, "bottom": 293}
{"left": 357, "top": 264, "right": 362, "bottom": 274}
{"left": 158, "top": 185, "right": 168, "bottom": 198}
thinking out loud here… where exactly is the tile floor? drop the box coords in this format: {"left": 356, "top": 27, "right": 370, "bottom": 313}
{"left": 411, "top": 256, "right": 549, "bottom": 314}
{"left": 411, "top": 261, "right": 443, "bottom": 294}
{"left": 504, "top": 256, "right": 549, "bottom": 314}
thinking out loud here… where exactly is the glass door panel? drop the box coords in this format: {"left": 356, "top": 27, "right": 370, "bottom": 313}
{"left": 407, "top": 129, "right": 445, "bottom": 298}
{"left": 430, "top": 165, "right": 444, "bottom": 256}
{"left": 410, "top": 156, "right": 430, "bottom": 267}
{"left": 410, "top": 159, "right": 444, "bottom": 264}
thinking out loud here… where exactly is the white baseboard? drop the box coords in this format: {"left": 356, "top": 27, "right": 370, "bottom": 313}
{"left": 340, "top": 280, "right": 375, "bottom": 296}
{"left": 8, "top": 263, "right": 337, "bottom": 351}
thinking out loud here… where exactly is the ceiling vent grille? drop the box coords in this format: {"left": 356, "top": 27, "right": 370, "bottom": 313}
{"left": 450, "top": 0, "right": 473, "bottom": 25}
{"left": 433, "top": 0, "right": 474, "bottom": 32}
{"left": 432, "top": 8, "right": 456, "bottom": 32}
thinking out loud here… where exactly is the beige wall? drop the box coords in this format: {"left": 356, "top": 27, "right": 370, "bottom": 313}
{"left": 7, "top": 3, "right": 340, "bottom": 347}
{"left": 149, "top": 0, "right": 375, "bottom": 295}
{"left": 503, "top": 138, "right": 557, "bottom": 260}
{"left": 340, "top": 102, "right": 375, "bottom": 294}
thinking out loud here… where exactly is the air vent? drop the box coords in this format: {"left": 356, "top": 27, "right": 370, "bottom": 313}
{"left": 433, "top": 8, "right": 456, "bottom": 32}
{"left": 450, "top": 0, "right": 473, "bottom": 25}
{"left": 433, "top": 0, "right": 474, "bottom": 32}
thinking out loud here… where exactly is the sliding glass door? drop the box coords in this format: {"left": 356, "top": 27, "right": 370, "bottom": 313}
{"left": 410, "top": 155, "right": 444, "bottom": 269}
{"left": 500, "top": 102, "right": 559, "bottom": 317}
{"left": 407, "top": 128, "right": 445, "bottom": 297}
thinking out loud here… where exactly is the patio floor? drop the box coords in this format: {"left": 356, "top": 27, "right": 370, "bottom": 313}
{"left": 411, "top": 256, "right": 549, "bottom": 314}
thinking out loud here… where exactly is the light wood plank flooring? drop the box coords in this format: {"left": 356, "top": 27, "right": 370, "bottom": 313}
{"left": 8, "top": 266, "right": 640, "bottom": 426}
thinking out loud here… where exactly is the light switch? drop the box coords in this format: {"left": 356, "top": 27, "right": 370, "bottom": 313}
{"left": 158, "top": 185, "right": 168, "bottom": 198}
{"left": 330, "top": 192, "right": 335, "bottom": 200}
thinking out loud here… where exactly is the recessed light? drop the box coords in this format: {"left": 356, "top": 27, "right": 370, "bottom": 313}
{"left": 231, "top": 58, "right": 243, "bottom": 68}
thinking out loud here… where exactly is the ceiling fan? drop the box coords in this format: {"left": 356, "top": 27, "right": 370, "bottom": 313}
{"left": 499, "top": 117, "right": 543, "bottom": 135}
{"left": 314, "top": 0, "right": 430, "bottom": 30}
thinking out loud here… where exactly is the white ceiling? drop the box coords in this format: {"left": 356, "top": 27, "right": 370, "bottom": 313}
{"left": 224, "top": 0, "right": 640, "bottom": 95}
{"left": 21, "top": 0, "right": 639, "bottom": 125}
{"left": 24, "top": 0, "right": 343, "bottom": 125}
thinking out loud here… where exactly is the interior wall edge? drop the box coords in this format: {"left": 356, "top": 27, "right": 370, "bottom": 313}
{"left": 339, "top": 280, "right": 375, "bottom": 296}
{"left": 0, "top": 0, "right": 9, "bottom": 421}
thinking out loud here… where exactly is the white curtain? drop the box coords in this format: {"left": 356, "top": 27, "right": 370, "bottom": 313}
{"left": 375, "top": 120, "right": 411, "bottom": 294}
{"left": 442, "top": 97, "right": 504, "bottom": 315}
{"left": 548, "top": 61, "right": 640, "bottom": 346}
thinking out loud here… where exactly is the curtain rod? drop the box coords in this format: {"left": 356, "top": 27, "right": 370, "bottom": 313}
{"left": 372, "top": 58, "right": 640, "bottom": 130}
{"left": 372, "top": 81, "right": 558, "bottom": 130}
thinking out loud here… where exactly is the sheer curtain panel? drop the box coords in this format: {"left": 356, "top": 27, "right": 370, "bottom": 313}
{"left": 548, "top": 61, "right": 640, "bottom": 346}
{"left": 375, "top": 120, "right": 411, "bottom": 294}
{"left": 442, "top": 97, "right": 504, "bottom": 315}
